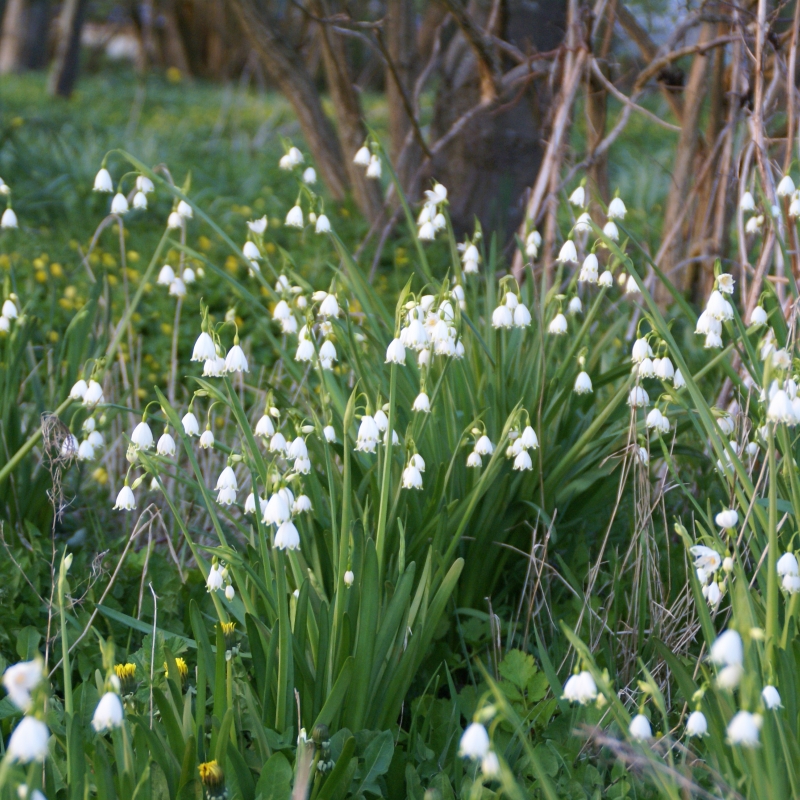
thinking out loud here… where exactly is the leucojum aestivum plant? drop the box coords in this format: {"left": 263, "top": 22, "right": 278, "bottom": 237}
{"left": 2, "top": 138, "right": 800, "bottom": 800}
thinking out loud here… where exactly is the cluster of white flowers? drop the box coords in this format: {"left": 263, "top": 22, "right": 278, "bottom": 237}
{"left": 739, "top": 188, "right": 765, "bottom": 233}
{"left": 206, "top": 560, "right": 236, "bottom": 600}
{"left": 69, "top": 377, "right": 105, "bottom": 407}
{"left": 459, "top": 235, "right": 481, "bottom": 274}
{"left": 417, "top": 183, "right": 448, "bottom": 241}
{"left": 458, "top": 721, "right": 499, "bottom": 778}
{"left": 402, "top": 453, "right": 425, "bottom": 490}
{"left": 157, "top": 262, "right": 196, "bottom": 300}
{"left": 695, "top": 273, "right": 734, "bottom": 349}
{"left": 506, "top": 422, "right": 539, "bottom": 471}
{"left": 491, "top": 289, "right": 531, "bottom": 329}
{"left": 354, "top": 143, "right": 382, "bottom": 180}
{"left": 2, "top": 659, "right": 49, "bottom": 762}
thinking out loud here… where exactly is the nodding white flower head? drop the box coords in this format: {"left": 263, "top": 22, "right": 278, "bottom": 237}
{"left": 93, "top": 167, "right": 113, "bottom": 192}
{"left": 520, "top": 426, "right": 539, "bottom": 450}
{"left": 562, "top": 671, "right": 597, "bottom": 705}
{"left": 513, "top": 303, "right": 532, "bottom": 328}
{"left": 207, "top": 565, "right": 224, "bottom": 592}
{"left": 255, "top": 415, "right": 275, "bottom": 438}
{"left": 269, "top": 432, "right": 287, "bottom": 453}
{"left": 492, "top": 304, "right": 513, "bottom": 329}
{"left": 295, "top": 338, "right": 315, "bottom": 362}
{"left": 418, "top": 221, "right": 436, "bottom": 241}
{"left": 475, "top": 435, "right": 494, "bottom": 456}
{"left": 243, "top": 241, "right": 260, "bottom": 261}
{"left": 574, "top": 371, "right": 593, "bottom": 394}
{"left": 111, "top": 193, "right": 129, "bottom": 215}
{"left": 275, "top": 520, "right": 301, "bottom": 550}
{"left": 715, "top": 509, "right": 738, "bottom": 530}
{"left": 356, "top": 416, "right": 380, "bottom": 452}
{"left": 157, "top": 432, "right": 176, "bottom": 457}
{"left": 762, "top": 685, "right": 782, "bottom": 709}
{"left": 169, "top": 277, "right": 186, "bottom": 298}
{"left": 293, "top": 495, "right": 312, "bottom": 514}
{"left": 768, "top": 389, "right": 796, "bottom": 425}
{"left": 607, "top": 196, "right": 627, "bottom": 220}
{"left": 773, "top": 348, "right": 792, "bottom": 370}
{"left": 631, "top": 338, "right": 653, "bottom": 363}
{"left": 200, "top": 429, "right": 215, "bottom": 449}
{"left": 366, "top": 154, "right": 382, "bottom": 179}
{"left": 285, "top": 205, "right": 304, "bottom": 228}
{"left": 727, "top": 711, "right": 762, "bottom": 747}
{"left": 131, "top": 421, "right": 154, "bottom": 450}
{"left": 3, "top": 660, "right": 43, "bottom": 711}
{"left": 323, "top": 425, "right": 336, "bottom": 443}
{"left": 513, "top": 450, "right": 533, "bottom": 471}
{"left": 288, "top": 437, "right": 309, "bottom": 461}
{"left": 790, "top": 196, "right": 800, "bottom": 217}
{"left": 133, "top": 191, "right": 147, "bottom": 209}
{"left": 61, "top": 434, "right": 79, "bottom": 458}
{"left": 402, "top": 464, "right": 423, "bottom": 489}
{"left": 114, "top": 485, "right": 136, "bottom": 511}
{"left": 83, "top": 379, "right": 104, "bottom": 406}
{"left": 373, "top": 409, "right": 389, "bottom": 432}
{"left": 740, "top": 191, "right": 755, "bottom": 212}
{"left": 462, "top": 243, "right": 480, "bottom": 271}
{"left": 182, "top": 412, "right": 200, "bottom": 436}
{"left": 710, "top": 629, "right": 743, "bottom": 667}
{"left": 568, "top": 186, "right": 585, "bottom": 208}
{"left": 598, "top": 270, "right": 613, "bottom": 287}
{"left": 318, "top": 340, "right": 337, "bottom": 364}
{"left": 225, "top": 344, "right": 249, "bottom": 373}
{"left": 343, "top": 569, "right": 355, "bottom": 587}
{"left": 70, "top": 379, "right": 88, "bottom": 400}
{"left": 225, "top": 584, "right": 235, "bottom": 601}
{"left": 625, "top": 275, "right": 639, "bottom": 294}
{"left": 628, "top": 386, "right": 649, "bottom": 408}
{"left": 247, "top": 216, "right": 268, "bottom": 235}
{"left": 646, "top": 408, "right": 665, "bottom": 431}
{"left": 136, "top": 175, "right": 154, "bottom": 194}
{"left": 177, "top": 199, "right": 193, "bottom": 219}
{"left": 777, "top": 174, "right": 796, "bottom": 197}
{"left": 157, "top": 264, "right": 175, "bottom": 286}
{"left": 385, "top": 337, "right": 406, "bottom": 365}
{"left": 192, "top": 331, "right": 216, "bottom": 362}
{"left": 7, "top": 716, "right": 50, "bottom": 762}
{"left": 302, "top": 166, "right": 317, "bottom": 185}
{"left": 707, "top": 290, "right": 733, "bottom": 321}
{"left": 686, "top": 711, "right": 708, "bottom": 737}
{"left": 318, "top": 293, "right": 339, "bottom": 318}
{"left": 92, "top": 692, "right": 124, "bottom": 732}
{"left": 574, "top": 212, "right": 592, "bottom": 233}
{"left": 557, "top": 240, "right": 578, "bottom": 263}
{"left": 691, "top": 546, "right": 721, "bottom": 574}
{"left": 459, "top": 722, "right": 490, "bottom": 759}
{"left": 628, "top": 714, "right": 652, "bottom": 742}
{"left": 548, "top": 313, "right": 568, "bottom": 335}
{"left": 413, "top": 392, "right": 431, "bottom": 413}
{"left": 244, "top": 492, "right": 257, "bottom": 514}
{"left": 783, "top": 574, "right": 800, "bottom": 593}
{"left": 217, "top": 486, "right": 236, "bottom": 506}
{"left": 674, "top": 369, "right": 686, "bottom": 389}
{"left": 777, "top": 551, "right": 799, "bottom": 578}
{"left": 579, "top": 253, "right": 599, "bottom": 283}
{"left": 263, "top": 492, "right": 291, "bottom": 526}
{"left": 185, "top": 269, "right": 196, "bottom": 284}
{"left": 354, "top": 146, "right": 371, "bottom": 166}
{"left": 638, "top": 357, "right": 656, "bottom": 378}
{"left": 568, "top": 296, "right": 582, "bottom": 315}
{"left": 216, "top": 466, "right": 237, "bottom": 493}
{"left": 467, "top": 450, "right": 482, "bottom": 468}
{"left": 425, "top": 182, "right": 448, "bottom": 204}
{"left": 602, "top": 221, "right": 619, "bottom": 241}
{"left": 315, "top": 213, "right": 331, "bottom": 234}
{"left": 655, "top": 357, "right": 674, "bottom": 381}
{"left": 745, "top": 215, "right": 764, "bottom": 234}
{"left": 481, "top": 751, "right": 500, "bottom": 778}
{"left": 717, "top": 273, "right": 735, "bottom": 295}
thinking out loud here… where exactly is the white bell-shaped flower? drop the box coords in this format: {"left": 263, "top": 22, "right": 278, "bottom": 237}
{"left": 562, "top": 671, "right": 597, "bottom": 705}
{"left": 2, "top": 660, "right": 43, "bottom": 711}
{"left": 726, "top": 711, "right": 762, "bottom": 747}
{"left": 402, "top": 464, "right": 423, "bottom": 489}
{"left": 157, "top": 264, "right": 175, "bottom": 286}
{"left": 191, "top": 331, "right": 216, "bottom": 362}
{"left": 114, "top": 485, "right": 136, "bottom": 511}
{"left": 316, "top": 214, "right": 331, "bottom": 234}
{"left": 285, "top": 205, "right": 304, "bottom": 228}
{"left": 92, "top": 692, "right": 124, "bottom": 732}
{"left": 356, "top": 416, "right": 380, "bottom": 452}
{"left": 182, "top": 412, "right": 200, "bottom": 436}
{"left": 177, "top": 200, "right": 193, "bottom": 219}
{"left": 685, "top": 711, "right": 707, "bottom": 737}
{"left": 412, "top": 392, "right": 431, "bottom": 413}
{"left": 715, "top": 509, "right": 739, "bottom": 530}
{"left": 136, "top": 175, "right": 155, "bottom": 194}
{"left": 84, "top": 380, "right": 104, "bottom": 406}
{"left": 7, "top": 716, "right": 50, "bottom": 762}
{"left": 628, "top": 714, "right": 652, "bottom": 741}
{"left": 548, "top": 313, "right": 567, "bottom": 335}
{"left": 628, "top": 386, "right": 649, "bottom": 408}
{"left": 598, "top": 270, "right": 613, "bottom": 287}
{"left": 777, "top": 551, "right": 799, "bottom": 577}
{"left": 739, "top": 191, "right": 755, "bottom": 212}
{"left": 366, "top": 154, "right": 382, "bottom": 179}
{"left": 574, "top": 371, "right": 593, "bottom": 394}
{"left": 568, "top": 186, "right": 585, "bottom": 207}
{"left": 93, "top": 167, "right": 113, "bottom": 192}
{"left": 557, "top": 240, "right": 578, "bottom": 263}
{"left": 607, "top": 196, "right": 626, "bottom": 219}
{"left": 459, "top": 723, "right": 490, "bottom": 759}
{"left": 70, "top": 379, "right": 88, "bottom": 400}
{"left": 762, "top": 685, "right": 782, "bottom": 709}
{"left": 200, "top": 430, "right": 214, "bottom": 449}
{"left": 354, "top": 146, "right": 371, "bottom": 166}
{"left": 131, "top": 421, "right": 154, "bottom": 450}
{"left": 157, "top": 432, "right": 176, "bottom": 456}
{"left": 777, "top": 175, "right": 796, "bottom": 197}
{"left": 275, "top": 520, "right": 301, "bottom": 550}
{"left": 225, "top": 344, "right": 249, "bottom": 373}
{"left": 709, "top": 629, "right": 743, "bottom": 667}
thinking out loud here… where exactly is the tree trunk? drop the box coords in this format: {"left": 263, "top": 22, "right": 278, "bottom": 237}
{"left": 47, "top": 0, "right": 85, "bottom": 97}
{"left": 309, "top": 0, "right": 383, "bottom": 223}
{"left": 657, "top": 22, "right": 713, "bottom": 299}
{"left": 385, "top": 0, "right": 419, "bottom": 188}
{"left": 23, "top": 0, "right": 49, "bottom": 69}
{"left": 0, "top": 0, "right": 27, "bottom": 74}
{"left": 229, "top": 0, "right": 349, "bottom": 202}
